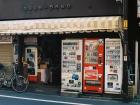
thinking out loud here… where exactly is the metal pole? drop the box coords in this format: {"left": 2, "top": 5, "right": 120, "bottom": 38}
{"left": 122, "top": 0, "right": 128, "bottom": 97}
{"left": 135, "top": 41, "right": 139, "bottom": 96}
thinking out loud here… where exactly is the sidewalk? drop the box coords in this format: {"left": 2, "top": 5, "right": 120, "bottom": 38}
{"left": 0, "top": 88, "right": 140, "bottom": 104}
{"left": 131, "top": 95, "right": 140, "bottom": 104}
{"left": 0, "top": 90, "right": 135, "bottom": 105}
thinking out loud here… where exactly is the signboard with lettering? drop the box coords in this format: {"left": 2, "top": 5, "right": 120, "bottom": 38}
{"left": 24, "top": 37, "right": 37, "bottom": 45}
{"left": 0, "top": 16, "right": 122, "bottom": 35}
{"left": 0, "top": 36, "right": 12, "bottom": 43}
{"left": 0, "top": 0, "right": 122, "bottom": 20}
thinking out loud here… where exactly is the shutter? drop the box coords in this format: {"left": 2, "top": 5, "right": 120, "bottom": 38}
{"left": 0, "top": 44, "right": 13, "bottom": 74}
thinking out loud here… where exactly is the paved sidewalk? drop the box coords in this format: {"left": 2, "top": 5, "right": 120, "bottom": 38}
{"left": 0, "top": 90, "right": 137, "bottom": 105}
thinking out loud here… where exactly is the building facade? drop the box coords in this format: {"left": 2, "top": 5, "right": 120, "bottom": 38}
{"left": 0, "top": 0, "right": 138, "bottom": 99}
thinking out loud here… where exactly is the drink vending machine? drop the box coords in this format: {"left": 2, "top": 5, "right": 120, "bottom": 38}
{"left": 61, "top": 40, "right": 83, "bottom": 93}
{"left": 83, "top": 39, "right": 104, "bottom": 93}
{"left": 105, "top": 38, "right": 123, "bottom": 94}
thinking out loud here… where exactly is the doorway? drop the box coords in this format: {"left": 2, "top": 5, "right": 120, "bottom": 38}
{"left": 24, "top": 35, "right": 62, "bottom": 95}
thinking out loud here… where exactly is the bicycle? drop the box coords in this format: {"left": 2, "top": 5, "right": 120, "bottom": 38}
{"left": 0, "top": 63, "right": 29, "bottom": 93}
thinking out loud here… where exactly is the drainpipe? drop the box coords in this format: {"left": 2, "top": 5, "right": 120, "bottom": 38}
{"left": 134, "top": 41, "right": 139, "bottom": 96}
{"left": 122, "top": 0, "right": 129, "bottom": 98}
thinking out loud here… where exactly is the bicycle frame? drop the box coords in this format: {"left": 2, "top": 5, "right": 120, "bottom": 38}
{"left": 1, "top": 63, "right": 21, "bottom": 86}
{"left": 0, "top": 63, "right": 29, "bottom": 92}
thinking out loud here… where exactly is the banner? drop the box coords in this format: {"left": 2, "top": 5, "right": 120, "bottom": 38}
{"left": 0, "top": 16, "right": 122, "bottom": 35}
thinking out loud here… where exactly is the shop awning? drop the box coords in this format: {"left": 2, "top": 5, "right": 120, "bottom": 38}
{"left": 0, "top": 16, "right": 122, "bottom": 35}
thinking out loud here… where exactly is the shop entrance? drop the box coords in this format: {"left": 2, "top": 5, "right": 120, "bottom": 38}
{"left": 24, "top": 35, "right": 62, "bottom": 94}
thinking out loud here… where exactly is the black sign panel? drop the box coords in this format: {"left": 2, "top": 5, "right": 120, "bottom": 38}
{"left": 0, "top": 0, "right": 122, "bottom": 20}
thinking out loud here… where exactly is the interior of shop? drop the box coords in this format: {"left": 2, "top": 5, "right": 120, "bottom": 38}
{"left": 23, "top": 35, "right": 62, "bottom": 94}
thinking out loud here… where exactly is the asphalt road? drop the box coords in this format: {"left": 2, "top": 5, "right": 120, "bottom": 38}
{"left": 0, "top": 90, "right": 138, "bottom": 105}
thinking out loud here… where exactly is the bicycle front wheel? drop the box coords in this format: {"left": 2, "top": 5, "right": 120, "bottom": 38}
{"left": 12, "top": 75, "right": 29, "bottom": 93}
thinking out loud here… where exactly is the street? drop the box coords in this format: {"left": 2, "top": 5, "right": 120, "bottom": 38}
{"left": 0, "top": 90, "right": 138, "bottom": 105}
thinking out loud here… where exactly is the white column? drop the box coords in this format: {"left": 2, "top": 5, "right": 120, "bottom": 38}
{"left": 134, "top": 40, "right": 139, "bottom": 96}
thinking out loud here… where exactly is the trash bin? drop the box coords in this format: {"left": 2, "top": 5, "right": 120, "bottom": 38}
{"left": 40, "top": 63, "right": 47, "bottom": 83}
{"left": 41, "top": 69, "right": 46, "bottom": 83}
{"left": 128, "top": 85, "right": 135, "bottom": 99}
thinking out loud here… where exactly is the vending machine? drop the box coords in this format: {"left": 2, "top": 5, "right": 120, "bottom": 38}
{"left": 105, "top": 38, "right": 123, "bottom": 94}
{"left": 25, "top": 47, "right": 38, "bottom": 82}
{"left": 83, "top": 39, "right": 104, "bottom": 93}
{"left": 61, "top": 40, "right": 83, "bottom": 93}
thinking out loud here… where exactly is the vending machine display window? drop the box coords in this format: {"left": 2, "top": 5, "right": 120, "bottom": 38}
{"left": 105, "top": 39, "right": 123, "bottom": 94}
{"left": 107, "top": 74, "right": 118, "bottom": 81}
{"left": 61, "top": 40, "right": 83, "bottom": 93}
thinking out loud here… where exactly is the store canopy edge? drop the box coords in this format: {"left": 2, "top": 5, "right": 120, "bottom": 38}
{"left": 0, "top": 16, "right": 122, "bottom": 35}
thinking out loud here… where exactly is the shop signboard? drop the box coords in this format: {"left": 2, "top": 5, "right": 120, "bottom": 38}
{"left": 24, "top": 37, "right": 37, "bottom": 45}
{"left": 0, "top": 16, "right": 122, "bottom": 35}
{"left": 0, "top": 36, "right": 12, "bottom": 43}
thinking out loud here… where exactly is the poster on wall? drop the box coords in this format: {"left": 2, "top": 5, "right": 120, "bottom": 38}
{"left": 61, "top": 40, "right": 83, "bottom": 93}
{"left": 83, "top": 39, "right": 104, "bottom": 93}
{"left": 105, "top": 38, "right": 123, "bottom": 94}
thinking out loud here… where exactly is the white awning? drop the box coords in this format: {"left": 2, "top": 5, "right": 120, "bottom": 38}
{"left": 0, "top": 16, "right": 122, "bottom": 35}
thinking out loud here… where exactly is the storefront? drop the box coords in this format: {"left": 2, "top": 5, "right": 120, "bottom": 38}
{"left": 0, "top": 16, "right": 124, "bottom": 94}
{"left": 0, "top": 0, "right": 130, "bottom": 98}
{"left": 23, "top": 35, "right": 61, "bottom": 83}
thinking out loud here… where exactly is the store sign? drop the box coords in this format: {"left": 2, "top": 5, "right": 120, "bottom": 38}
{"left": 0, "top": 36, "right": 12, "bottom": 43}
{"left": 0, "top": 16, "right": 122, "bottom": 35}
{"left": 24, "top": 37, "right": 37, "bottom": 45}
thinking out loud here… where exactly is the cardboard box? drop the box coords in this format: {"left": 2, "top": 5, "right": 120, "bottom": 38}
{"left": 40, "top": 64, "right": 47, "bottom": 69}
